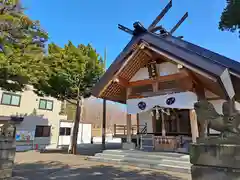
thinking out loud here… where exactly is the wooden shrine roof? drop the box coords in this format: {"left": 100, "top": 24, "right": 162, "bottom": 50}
{"left": 92, "top": 30, "right": 240, "bottom": 104}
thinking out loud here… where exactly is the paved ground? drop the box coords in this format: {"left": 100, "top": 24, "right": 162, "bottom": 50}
{"left": 13, "top": 151, "right": 191, "bottom": 180}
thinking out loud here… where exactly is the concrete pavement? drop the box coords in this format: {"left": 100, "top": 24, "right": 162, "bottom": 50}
{"left": 12, "top": 151, "right": 191, "bottom": 180}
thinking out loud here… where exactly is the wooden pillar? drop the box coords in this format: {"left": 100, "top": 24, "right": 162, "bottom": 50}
{"left": 161, "top": 111, "right": 166, "bottom": 137}
{"left": 189, "top": 109, "right": 199, "bottom": 143}
{"left": 102, "top": 99, "right": 106, "bottom": 150}
{"left": 102, "top": 48, "right": 107, "bottom": 150}
{"left": 176, "top": 116, "right": 180, "bottom": 133}
{"left": 126, "top": 87, "right": 132, "bottom": 143}
{"left": 136, "top": 113, "right": 140, "bottom": 134}
{"left": 228, "top": 98, "right": 235, "bottom": 116}
{"left": 152, "top": 82, "right": 158, "bottom": 134}
{"left": 195, "top": 83, "right": 205, "bottom": 101}
{"left": 194, "top": 83, "right": 206, "bottom": 138}
{"left": 136, "top": 113, "right": 140, "bottom": 148}
{"left": 152, "top": 114, "right": 156, "bottom": 133}
{"left": 126, "top": 114, "right": 132, "bottom": 143}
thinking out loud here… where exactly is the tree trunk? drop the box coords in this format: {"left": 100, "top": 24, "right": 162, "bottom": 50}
{"left": 69, "top": 97, "right": 83, "bottom": 155}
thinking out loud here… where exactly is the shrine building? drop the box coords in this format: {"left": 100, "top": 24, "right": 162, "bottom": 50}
{"left": 92, "top": 22, "right": 240, "bottom": 153}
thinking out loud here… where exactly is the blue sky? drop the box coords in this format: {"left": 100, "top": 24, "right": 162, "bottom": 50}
{"left": 22, "top": 0, "right": 240, "bottom": 68}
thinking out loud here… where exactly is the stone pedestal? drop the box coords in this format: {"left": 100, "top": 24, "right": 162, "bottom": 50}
{"left": 0, "top": 124, "right": 16, "bottom": 179}
{"left": 190, "top": 138, "right": 240, "bottom": 180}
{"left": 0, "top": 137, "right": 16, "bottom": 179}
{"left": 122, "top": 142, "right": 136, "bottom": 150}
{"left": 191, "top": 165, "right": 240, "bottom": 180}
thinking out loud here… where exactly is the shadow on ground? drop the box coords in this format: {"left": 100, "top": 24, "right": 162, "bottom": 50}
{"left": 41, "top": 143, "right": 122, "bottom": 156}
{"left": 13, "top": 161, "right": 187, "bottom": 180}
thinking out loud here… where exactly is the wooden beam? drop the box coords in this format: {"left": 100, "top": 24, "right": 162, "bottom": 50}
{"left": 143, "top": 49, "right": 153, "bottom": 58}
{"left": 152, "top": 82, "right": 158, "bottom": 92}
{"left": 114, "top": 68, "right": 189, "bottom": 89}
{"left": 129, "top": 70, "right": 188, "bottom": 87}
{"left": 187, "top": 69, "right": 226, "bottom": 100}
{"left": 206, "top": 97, "right": 221, "bottom": 101}
{"left": 114, "top": 76, "right": 129, "bottom": 87}
{"left": 194, "top": 83, "right": 205, "bottom": 101}
{"left": 178, "top": 76, "right": 194, "bottom": 92}
{"left": 185, "top": 70, "right": 201, "bottom": 86}
{"left": 185, "top": 69, "right": 206, "bottom": 100}
{"left": 128, "top": 95, "right": 145, "bottom": 99}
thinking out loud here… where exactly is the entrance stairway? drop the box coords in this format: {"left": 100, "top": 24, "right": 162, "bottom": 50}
{"left": 88, "top": 149, "right": 191, "bottom": 173}
{"left": 140, "top": 134, "right": 154, "bottom": 151}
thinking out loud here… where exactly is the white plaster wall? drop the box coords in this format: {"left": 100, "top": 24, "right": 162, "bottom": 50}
{"left": 156, "top": 62, "right": 179, "bottom": 76}
{"left": 16, "top": 115, "right": 48, "bottom": 131}
{"left": 0, "top": 86, "right": 67, "bottom": 145}
{"left": 16, "top": 116, "right": 50, "bottom": 145}
{"left": 130, "top": 68, "right": 149, "bottom": 82}
{"left": 58, "top": 121, "right": 92, "bottom": 146}
{"left": 205, "top": 90, "right": 219, "bottom": 98}
{"left": 130, "top": 62, "right": 179, "bottom": 82}
{"left": 210, "top": 100, "right": 240, "bottom": 115}
{"left": 15, "top": 116, "right": 52, "bottom": 151}
{"left": 138, "top": 111, "right": 153, "bottom": 133}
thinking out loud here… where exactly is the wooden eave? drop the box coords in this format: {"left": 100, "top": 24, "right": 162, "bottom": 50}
{"left": 92, "top": 36, "right": 142, "bottom": 99}
{"left": 92, "top": 31, "right": 240, "bottom": 104}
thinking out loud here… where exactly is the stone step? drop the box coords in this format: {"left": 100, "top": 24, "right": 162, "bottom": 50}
{"left": 97, "top": 152, "right": 189, "bottom": 163}
{"left": 141, "top": 138, "right": 154, "bottom": 151}
{"left": 89, "top": 150, "right": 191, "bottom": 173}
{"left": 140, "top": 146, "right": 154, "bottom": 152}
{"left": 103, "top": 149, "right": 186, "bottom": 156}
{"left": 101, "top": 150, "right": 190, "bottom": 161}
{"left": 88, "top": 156, "right": 190, "bottom": 174}
{"left": 95, "top": 153, "right": 190, "bottom": 167}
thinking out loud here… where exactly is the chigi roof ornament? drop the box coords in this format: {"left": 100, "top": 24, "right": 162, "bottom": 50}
{"left": 118, "top": 0, "right": 188, "bottom": 38}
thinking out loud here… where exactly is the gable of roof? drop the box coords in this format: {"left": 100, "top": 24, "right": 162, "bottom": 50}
{"left": 92, "top": 31, "right": 240, "bottom": 103}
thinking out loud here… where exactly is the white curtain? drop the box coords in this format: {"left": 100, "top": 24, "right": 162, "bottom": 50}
{"left": 127, "top": 91, "right": 198, "bottom": 114}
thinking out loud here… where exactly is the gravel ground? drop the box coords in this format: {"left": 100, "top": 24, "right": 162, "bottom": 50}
{"left": 12, "top": 151, "right": 191, "bottom": 180}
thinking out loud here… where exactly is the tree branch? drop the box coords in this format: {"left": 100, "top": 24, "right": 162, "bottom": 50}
{"left": 0, "top": 26, "right": 25, "bottom": 33}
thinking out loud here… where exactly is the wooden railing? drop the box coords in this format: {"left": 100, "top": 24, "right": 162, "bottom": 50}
{"left": 113, "top": 124, "right": 147, "bottom": 136}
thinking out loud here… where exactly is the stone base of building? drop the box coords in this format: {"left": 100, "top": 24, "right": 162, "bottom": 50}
{"left": 190, "top": 137, "right": 240, "bottom": 168}
{"left": 191, "top": 165, "right": 240, "bottom": 180}
{"left": 122, "top": 142, "right": 136, "bottom": 150}
{"left": 0, "top": 168, "right": 13, "bottom": 180}
{"left": 190, "top": 137, "right": 240, "bottom": 179}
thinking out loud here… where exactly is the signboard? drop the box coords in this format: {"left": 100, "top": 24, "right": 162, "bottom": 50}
{"left": 16, "top": 131, "right": 35, "bottom": 141}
